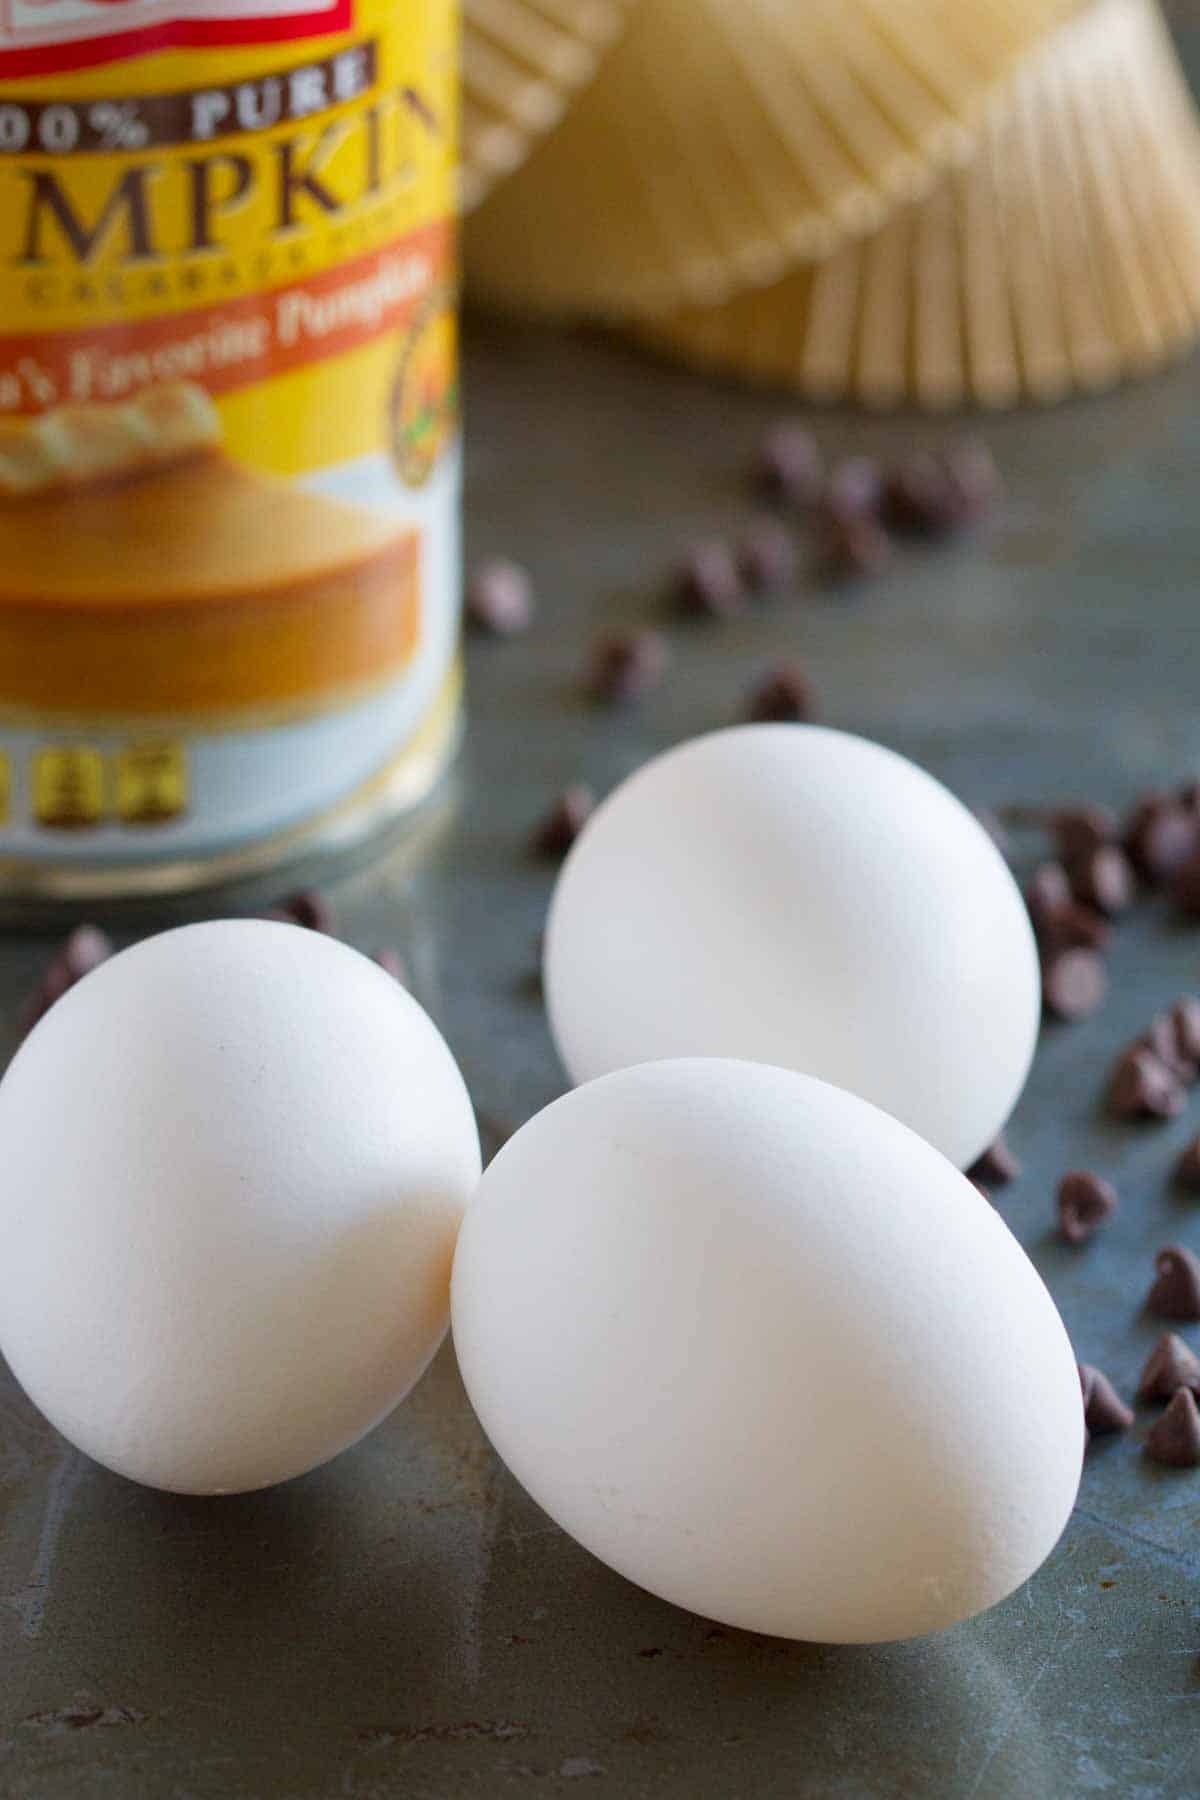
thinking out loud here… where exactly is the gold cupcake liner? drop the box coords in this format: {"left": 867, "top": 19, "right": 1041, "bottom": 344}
{"left": 637, "top": 0, "right": 1200, "bottom": 408}
{"left": 460, "top": 0, "right": 634, "bottom": 211}
{"left": 464, "top": 0, "right": 1079, "bottom": 315}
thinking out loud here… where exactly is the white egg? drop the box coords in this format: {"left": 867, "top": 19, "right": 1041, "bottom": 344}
{"left": 0, "top": 920, "right": 480, "bottom": 1494}
{"left": 452, "top": 1058, "right": 1083, "bottom": 1644}
{"left": 543, "top": 725, "right": 1040, "bottom": 1169}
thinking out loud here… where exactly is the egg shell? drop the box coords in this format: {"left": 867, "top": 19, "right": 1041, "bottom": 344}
{"left": 451, "top": 1058, "right": 1083, "bottom": 1643}
{"left": 543, "top": 725, "right": 1040, "bottom": 1169}
{"left": 0, "top": 920, "right": 481, "bottom": 1494}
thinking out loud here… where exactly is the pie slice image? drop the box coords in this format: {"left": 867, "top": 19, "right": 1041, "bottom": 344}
{"left": 0, "top": 384, "right": 419, "bottom": 721}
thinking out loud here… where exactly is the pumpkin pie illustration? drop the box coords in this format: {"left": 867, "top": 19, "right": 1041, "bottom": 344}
{"left": 0, "top": 383, "right": 418, "bottom": 721}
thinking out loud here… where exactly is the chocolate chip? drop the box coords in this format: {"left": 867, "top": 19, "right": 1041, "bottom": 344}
{"left": 1042, "top": 948, "right": 1107, "bottom": 1021}
{"left": 372, "top": 948, "right": 409, "bottom": 985}
{"left": 1145, "top": 1387, "right": 1200, "bottom": 1467}
{"left": 1078, "top": 1364, "right": 1135, "bottom": 1436}
{"left": 532, "top": 784, "right": 595, "bottom": 857}
{"left": 1063, "top": 905, "right": 1111, "bottom": 954}
{"left": 1057, "top": 1170, "right": 1118, "bottom": 1244}
{"left": 62, "top": 924, "right": 112, "bottom": 979}
{"left": 20, "top": 924, "right": 114, "bottom": 1036}
{"left": 1140, "top": 1013, "right": 1198, "bottom": 1084}
{"left": 882, "top": 452, "right": 959, "bottom": 536}
{"left": 1137, "top": 1333, "right": 1200, "bottom": 1402}
{"left": 1108, "top": 1046, "right": 1186, "bottom": 1120}
{"left": 465, "top": 558, "right": 534, "bottom": 636}
{"left": 1173, "top": 1134, "right": 1200, "bottom": 1191}
{"left": 269, "top": 890, "right": 335, "bottom": 934}
{"left": 1125, "top": 796, "right": 1198, "bottom": 885}
{"left": 967, "top": 1135, "right": 1021, "bottom": 1187}
{"left": 752, "top": 421, "right": 823, "bottom": 508}
{"left": 736, "top": 519, "right": 796, "bottom": 593}
{"left": 671, "top": 541, "right": 746, "bottom": 620}
{"left": 818, "top": 513, "right": 891, "bottom": 583}
{"left": 585, "top": 630, "right": 669, "bottom": 705}
{"left": 1052, "top": 804, "right": 1118, "bottom": 861}
{"left": 1068, "top": 846, "right": 1134, "bottom": 917}
{"left": 1172, "top": 996, "right": 1200, "bottom": 1063}
{"left": 1147, "top": 1245, "right": 1200, "bottom": 1321}
{"left": 745, "top": 662, "right": 816, "bottom": 724}
{"left": 1171, "top": 846, "right": 1200, "bottom": 919}
{"left": 1025, "top": 862, "right": 1073, "bottom": 933}
{"left": 941, "top": 437, "right": 1002, "bottom": 522}
{"left": 821, "top": 456, "right": 884, "bottom": 525}
{"left": 1024, "top": 867, "right": 1110, "bottom": 952}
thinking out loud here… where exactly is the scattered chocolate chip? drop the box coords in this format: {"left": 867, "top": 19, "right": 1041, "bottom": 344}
{"left": 1068, "top": 846, "right": 1134, "bottom": 918}
{"left": 1108, "top": 1045, "right": 1187, "bottom": 1120}
{"left": 1042, "top": 947, "right": 1107, "bottom": 1022}
{"left": 752, "top": 421, "right": 823, "bottom": 508}
{"left": 1061, "top": 904, "right": 1111, "bottom": 954}
{"left": 1125, "top": 795, "right": 1198, "bottom": 886}
{"left": 1024, "top": 869, "right": 1109, "bottom": 952}
{"left": 1145, "top": 1387, "right": 1200, "bottom": 1467}
{"left": 269, "top": 890, "right": 335, "bottom": 934}
{"left": 967, "top": 1135, "right": 1021, "bottom": 1188}
{"left": 20, "top": 924, "right": 114, "bottom": 1035}
{"left": 1057, "top": 1170, "right": 1118, "bottom": 1244}
{"left": 1148, "top": 1246, "right": 1200, "bottom": 1321}
{"left": 671, "top": 540, "right": 746, "bottom": 620}
{"left": 1172, "top": 996, "right": 1200, "bottom": 1063}
{"left": 745, "top": 662, "right": 816, "bottom": 724}
{"left": 736, "top": 519, "right": 796, "bottom": 592}
{"left": 585, "top": 630, "right": 669, "bottom": 704}
{"left": 532, "top": 784, "right": 595, "bottom": 857}
{"left": 1051, "top": 804, "right": 1118, "bottom": 861}
{"left": 1173, "top": 1134, "right": 1200, "bottom": 1191}
{"left": 465, "top": 558, "right": 534, "bottom": 637}
{"left": 821, "top": 455, "right": 884, "bottom": 526}
{"left": 941, "top": 436, "right": 1002, "bottom": 522}
{"left": 1078, "top": 1364, "right": 1135, "bottom": 1436}
{"left": 1171, "top": 846, "right": 1200, "bottom": 919}
{"left": 1137, "top": 1333, "right": 1200, "bottom": 1402}
{"left": 372, "top": 948, "right": 409, "bottom": 985}
{"left": 882, "top": 452, "right": 959, "bottom": 536}
{"left": 818, "top": 512, "right": 891, "bottom": 583}
{"left": 1024, "top": 862, "right": 1073, "bottom": 934}
{"left": 1140, "top": 1013, "right": 1198, "bottom": 1084}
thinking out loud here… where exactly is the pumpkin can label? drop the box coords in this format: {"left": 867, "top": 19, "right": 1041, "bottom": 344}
{"left": 0, "top": 0, "right": 459, "bottom": 883}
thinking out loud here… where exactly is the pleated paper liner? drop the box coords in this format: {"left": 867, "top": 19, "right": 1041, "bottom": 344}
{"left": 463, "top": 0, "right": 1079, "bottom": 317}
{"left": 460, "top": 0, "right": 633, "bottom": 212}
{"left": 636, "top": 0, "right": 1200, "bottom": 409}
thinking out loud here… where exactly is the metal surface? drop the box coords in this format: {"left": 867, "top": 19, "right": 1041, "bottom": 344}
{"left": 5, "top": 299, "right": 1200, "bottom": 1799}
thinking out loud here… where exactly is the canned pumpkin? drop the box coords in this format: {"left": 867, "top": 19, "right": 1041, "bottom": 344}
{"left": 0, "top": 0, "right": 460, "bottom": 896}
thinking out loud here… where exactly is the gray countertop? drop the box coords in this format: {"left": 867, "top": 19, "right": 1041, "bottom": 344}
{"left": 5, "top": 273, "right": 1200, "bottom": 1796}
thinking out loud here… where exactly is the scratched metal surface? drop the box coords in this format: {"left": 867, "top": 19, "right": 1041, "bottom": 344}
{"left": 7, "top": 123, "right": 1200, "bottom": 1800}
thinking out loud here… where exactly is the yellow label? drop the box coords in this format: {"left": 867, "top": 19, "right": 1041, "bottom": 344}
{"left": 0, "top": 1, "right": 456, "bottom": 472}
{"left": 0, "top": 2, "right": 461, "bottom": 872}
